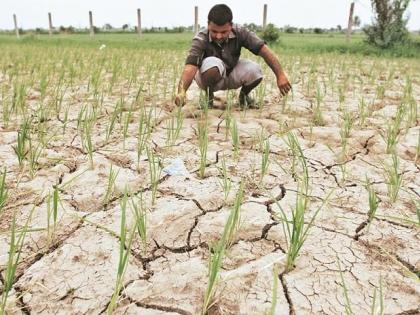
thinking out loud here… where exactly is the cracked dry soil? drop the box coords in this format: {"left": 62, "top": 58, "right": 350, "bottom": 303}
{"left": 0, "top": 48, "right": 419, "bottom": 315}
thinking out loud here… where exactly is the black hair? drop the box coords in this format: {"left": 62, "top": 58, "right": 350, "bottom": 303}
{"left": 208, "top": 4, "right": 233, "bottom": 26}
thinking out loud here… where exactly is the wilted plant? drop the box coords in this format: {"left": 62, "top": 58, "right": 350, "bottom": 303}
{"left": 365, "top": 177, "right": 379, "bottom": 232}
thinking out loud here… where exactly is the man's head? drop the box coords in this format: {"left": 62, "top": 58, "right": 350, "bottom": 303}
{"left": 208, "top": 4, "right": 233, "bottom": 44}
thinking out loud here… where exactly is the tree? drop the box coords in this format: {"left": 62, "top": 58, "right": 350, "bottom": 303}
{"left": 363, "top": 0, "right": 411, "bottom": 48}
{"left": 261, "top": 24, "right": 280, "bottom": 43}
{"left": 353, "top": 16, "right": 361, "bottom": 28}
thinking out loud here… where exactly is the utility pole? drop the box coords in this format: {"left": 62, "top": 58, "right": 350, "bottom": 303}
{"left": 89, "top": 11, "right": 94, "bottom": 37}
{"left": 346, "top": 2, "right": 355, "bottom": 43}
{"left": 263, "top": 4, "right": 268, "bottom": 29}
{"left": 48, "top": 12, "right": 53, "bottom": 36}
{"left": 13, "top": 14, "right": 20, "bottom": 39}
{"left": 194, "top": 6, "right": 199, "bottom": 34}
{"left": 137, "top": 9, "right": 142, "bottom": 36}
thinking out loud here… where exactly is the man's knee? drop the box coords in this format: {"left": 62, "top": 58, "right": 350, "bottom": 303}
{"left": 201, "top": 66, "right": 222, "bottom": 88}
{"left": 242, "top": 62, "right": 263, "bottom": 86}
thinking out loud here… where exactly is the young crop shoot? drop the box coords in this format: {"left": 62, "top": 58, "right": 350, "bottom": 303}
{"left": 384, "top": 153, "right": 403, "bottom": 203}
{"left": 146, "top": 147, "right": 162, "bottom": 205}
{"left": 131, "top": 191, "right": 147, "bottom": 255}
{"left": 218, "top": 154, "right": 232, "bottom": 202}
{"left": 107, "top": 189, "right": 137, "bottom": 314}
{"left": 230, "top": 118, "right": 240, "bottom": 160}
{"left": 202, "top": 181, "right": 244, "bottom": 314}
{"left": 0, "top": 206, "right": 35, "bottom": 313}
{"left": 382, "top": 105, "right": 404, "bottom": 154}
{"left": 197, "top": 117, "right": 209, "bottom": 179}
{"left": 137, "top": 108, "right": 152, "bottom": 170}
{"left": 103, "top": 165, "right": 119, "bottom": 205}
{"left": 313, "top": 84, "right": 324, "bottom": 126}
{"left": 0, "top": 168, "right": 8, "bottom": 213}
{"left": 165, "top": 105, "right": 184, "bottom": 148}
{"left": 260, "top": 132, "right": 270, "bottom": 184}
{"left": 274, "top": 133, "right": 332, "bottom": 272}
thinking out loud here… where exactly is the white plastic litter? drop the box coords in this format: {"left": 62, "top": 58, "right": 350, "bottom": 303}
{"left": 162, "top": 158, "right": 189, "bottom": 176}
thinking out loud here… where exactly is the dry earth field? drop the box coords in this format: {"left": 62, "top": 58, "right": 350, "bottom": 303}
{"left": 0, "top": 36, "right": 419, "bottom": 314}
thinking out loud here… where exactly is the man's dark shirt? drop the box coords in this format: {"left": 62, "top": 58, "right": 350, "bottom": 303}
{"left": 185, "top": 24, "right": 265, "bottom": 75}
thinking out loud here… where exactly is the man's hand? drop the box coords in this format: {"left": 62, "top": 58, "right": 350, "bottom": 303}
{"left": 277, "top": 73, "right": 292, "bottom": 96}
{"left": 175, "top": 89, "right": 186, "bottom": 106}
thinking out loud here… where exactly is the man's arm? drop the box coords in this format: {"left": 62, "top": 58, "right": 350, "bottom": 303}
{"left": 258, "top": 44, "right": 291, "bottom": 96}
{"left": 175, "top": 64, "right": 198, "bottom": 106}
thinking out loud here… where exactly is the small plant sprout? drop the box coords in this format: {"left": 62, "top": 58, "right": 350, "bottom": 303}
{"left": 260, "top": 132, "right": 270, "bottom": 184}
{"left": 415, "top": 130, "right": 420, "bottom": 163}
{"left": 337, "top": 258, "right": 354, "bottom": 315}
{"left": 202, "top": 181, "right": 244, "bottom": 314}
{"left": 230, "top": 117, "right": 240, "bottom": 160}
{"left": 384, "top": 153, "right": 403, "bottom": 203}
{"left": 107, "top": 188, "right": 137, "bottom": 314}
{"left": 146, "top": 146, "right": 161, "bottom": 205}
{"left": 382, "top": 105, "right": 405, "bottom": 154}
{"left": 13, "top": 119, "right": 31, "bottom": 168}
{"left": 131, "top": 191, "right": 147, "bottom": 255}
{"left": 274, "top": 133, "right": 332, "bottom": 272}
{"left": 197, "top": 117, "right": 209, "bottom": 179}
{"left": 365, "top": 177, "right": 379, "bottom": 232}
{"left": 358, "top": 97, "right": 368, "bottom": 127}
{"left": 0, "top": 168, "right": 8, "bottom": 213}
{"left": 313, "top": 84, "right": 324, "bottom": 126}
{"left": 218, "top": 154, "right": 232, "bottom": 202}
{"left": 46, "top": 185, "right": 60, "bottom": 245}
{"left": 226, "top": 180, "right": 244, "bottom": 247}
{"left": 371, "top": 276, "right": 385, "bottom": 315}
{"left": 270, "top": 264, "right": 281, "bottom": 315}
{"left": 137, "top": 109, "right": 151, "bottom": 170}
{"left": 165, "top": 105, "right": 184, "bottom": 148}
{"left": 0, "top": 206, "right": 35, "bottom": 313}
{"left": 103, "top": 165, "right": 119, "bottom": 205}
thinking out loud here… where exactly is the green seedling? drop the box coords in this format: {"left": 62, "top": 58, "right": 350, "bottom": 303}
{"left": 131, "top": 191, "right": 147, "bottom": 255}
{"left": 218, "top": 154, "right": 232, "bottom": 202}
{"left": 107, "top": 189, "right": 137, "bottom": 314}
{"left": 103, "top": 165, "right": 119, "bottom": 204}
{"left": 0, "top": 168, "right": 8, "bottom": 213}
{"left": 230, "top": 118, "right": 240, "bottom": 160}
{"left": 384, "top": 153, "right": 403, "bottom": 203}
{"left": 197, "top": 118, "right": 209, "bottom": 179}
{"left": 146, "top": 147, "right": 161, "bottom": 205}
{"left": 0, "top": 206, "right": 35, "bottom": 313}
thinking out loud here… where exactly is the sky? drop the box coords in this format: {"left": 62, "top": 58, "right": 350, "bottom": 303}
{"left": 1, "top": 0, "right": 419, "bottom": 31}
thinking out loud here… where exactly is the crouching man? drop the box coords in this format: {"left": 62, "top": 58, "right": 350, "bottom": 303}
{"left": 175, "top": 4, "right": 291, "bottom": 109}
